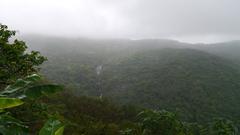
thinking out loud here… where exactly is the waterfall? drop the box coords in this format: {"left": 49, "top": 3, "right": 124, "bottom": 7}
{"left": 96, "top": 65, "right": 103, "bottom": 97}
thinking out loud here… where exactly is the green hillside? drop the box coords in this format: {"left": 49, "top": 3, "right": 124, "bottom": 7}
{"left": 2, "top": 22, "right": 240, "bottom": 134}
{"left": 101, "top": 48, "right": 240, "bottom": 122}
{"left": 23, "top": 36, "right": 240, "bottom": 122}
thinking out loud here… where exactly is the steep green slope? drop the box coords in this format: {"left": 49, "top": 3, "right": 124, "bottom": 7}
{"left": 23, "top": 35, "right": 240, "bottom": 122}
{"left": 101, "top": 48, "right": 240, "bottom": 122}
{"left": 23, "top": 36, "right": 187, "bottom": 95}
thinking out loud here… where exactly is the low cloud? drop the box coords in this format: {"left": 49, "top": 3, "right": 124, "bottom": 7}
{"left": 1, "top": 0, "right": 240, "bottom": 43}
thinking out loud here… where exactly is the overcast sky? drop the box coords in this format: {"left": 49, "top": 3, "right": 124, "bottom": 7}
{"left": 1, "top": 0, "right": 240, "bottom": 43}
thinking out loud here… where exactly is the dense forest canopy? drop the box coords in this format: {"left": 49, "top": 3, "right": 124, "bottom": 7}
{"left": 1, "top": 0, "right": 240, "bottom": 134}
{"left": 1, "top": 24, "right": 240, "bottom": 135}
{"left": 21, "top": 35, "right": 240, "bottom": 122}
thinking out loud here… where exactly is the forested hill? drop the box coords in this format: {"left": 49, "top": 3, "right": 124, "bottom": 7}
{"left": 23, "top": 35, "right": 240, "bottom": 63}
{"left": 22, "top": 35, "right": 240, "bottom": 122}
{"left": 101, "top": 48, "right": 240, "bottom": 122}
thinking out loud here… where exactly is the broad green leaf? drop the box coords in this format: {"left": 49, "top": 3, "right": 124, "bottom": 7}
{"left": 0, "top": 114, "right": 29, "bottom": 135}
{"left": 0, "top": 98, "right": 23, "bottom": 109}
{"left": 1, "top": 79, "right": 27, "bottom": 95}
{"left": 0, "top": 74, "right": 41, "bottom": 97}
{"left": 25, "top": 74, "right": 41, "bottom": 82}
{"left": 25, "top": 84, "right": 64, "bottom": 99}
{"left": 54, "top": 126, "right": 65, "bottom": 135}
{"left": 39, "top": 118, "right": 64, "bottom": 135}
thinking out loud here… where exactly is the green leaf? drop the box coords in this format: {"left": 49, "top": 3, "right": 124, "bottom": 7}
{"left": 0, "top": 98, "right": 23, "bottom": 109}
{"left": 54, "top": 126, "right": 65, "bottom": 135}
{"left": 1, "top": 79, "right": 27, "bottom": 95}
{"left": 25, "top": 74, "right": 41, "bottom": 82}
{"left": 0, "top": 114, "right": 29, "bottom": 135}
{"left": 0, "top": 75, "right": 40, "bottom": 97}
{"left": 39, "top": 118, "right": 64, "bottom": 135}
{"left": 25, "top": 84, "right": 64, "bottom": 99}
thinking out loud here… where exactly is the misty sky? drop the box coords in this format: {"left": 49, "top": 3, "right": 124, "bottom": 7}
{"left": 1, "top": 0, "right": 240, "bottom": 43}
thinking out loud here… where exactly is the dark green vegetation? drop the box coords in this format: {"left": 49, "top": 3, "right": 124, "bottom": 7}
{"left": 101, "top": 48, "right": 240, "bottom": 122}
{"left": 0, "top": 24, "right": 64, "bottom": 135}
{"left": 0, "top": 26, "right": 46, "bottom": 90}
{"left": 24, "top": 35, "right": 240, "bottom": 122}
{"left": 1, "top": 24, "right": 240, "bottom": 134}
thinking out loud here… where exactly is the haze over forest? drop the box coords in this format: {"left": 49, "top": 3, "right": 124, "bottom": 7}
{"left": 1, "top": 0, "right": 240, "bottom": 135}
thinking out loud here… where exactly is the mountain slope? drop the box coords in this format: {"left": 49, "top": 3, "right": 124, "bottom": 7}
{"left": 22, "top": 35, "right": 240, "bottom": 121}
{"left": 101, "top": 48, "right": 240, "bottom": 122}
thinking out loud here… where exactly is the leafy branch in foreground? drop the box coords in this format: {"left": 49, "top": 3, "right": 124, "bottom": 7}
{"left": 0, "top": 23, "right": 47, "bottom": 89}
{"left": 0, "top": 74, "right": 64, "bottom": 135}
{"left": 120, "top": 110, "right": 239, "bottom": 135}
{"left": 39, "top": 118, "right": 65, "bottom": 135}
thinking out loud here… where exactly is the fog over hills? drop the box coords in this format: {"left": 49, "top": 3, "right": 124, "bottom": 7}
{"left": 23, "top": 35, "right": 240, "bottom": 62}
{"left": 2, "top": 0, "right": 240, "bottom": 134}
{"left": 18, "top": 35, "right": 240, "bottom": 122}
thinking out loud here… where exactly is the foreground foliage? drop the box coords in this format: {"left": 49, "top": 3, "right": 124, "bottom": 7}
{"left": 0, "top": 23, "right": 46, "bottom": 89}
{"left": 0, "top": 24, "right": 64, "bottom": 135}
{"left": 0, "top": 74, "right": 64, "bottom": 135}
